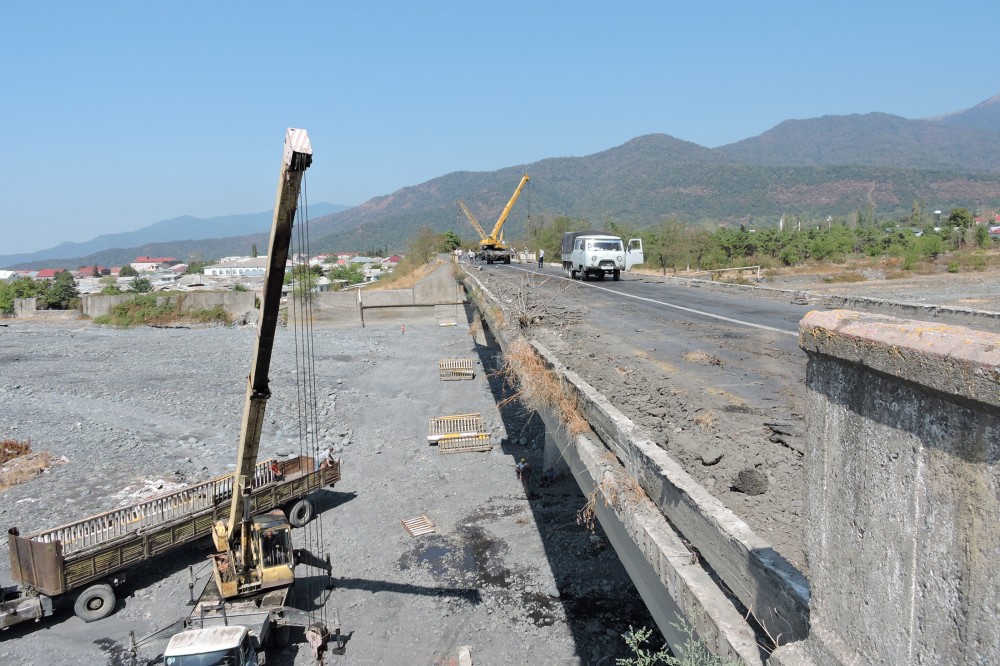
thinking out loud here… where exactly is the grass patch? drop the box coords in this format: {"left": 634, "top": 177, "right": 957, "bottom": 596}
{"left": 823, "top": 271, "right": 867, "bottom": 283}
{"left": 93, "top": 294, "right": 231, "bottom": 327}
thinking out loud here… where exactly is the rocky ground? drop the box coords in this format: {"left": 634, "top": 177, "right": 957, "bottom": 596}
{"left": 0, "top": 318, "right": 659, "bottom": 665}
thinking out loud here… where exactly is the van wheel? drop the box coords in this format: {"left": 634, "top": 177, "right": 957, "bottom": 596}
{"left": 570, "top": 268, "right": 577, "bottom": 279}
{"left": 74, "top": 584, "right": 116, "bottom": 622}
{"left": 287, "top": 499, "right": 313, "bottom": 527}
{"left": 613, "top": 270, "right": 620, "bottom": 281}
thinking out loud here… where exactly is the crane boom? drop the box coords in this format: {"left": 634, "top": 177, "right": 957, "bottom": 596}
{"left": 485, "top": 173, "right": 530, "bottom": 247}
{"left": 457, "top": 200, "right": 488, "bottom": 240}
{"left": 227, "top": 128, "right": 312, "bottom": 537}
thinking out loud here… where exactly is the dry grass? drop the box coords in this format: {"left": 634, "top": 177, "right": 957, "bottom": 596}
{"left": 1, "top": 440, "right": 57, "bottom": 491}
{"left": 494, "top": 338, "right": 589, "bottom": 436}
{"left": 369, "top": 258, "right": 445, "bottom": 290}
{"left": 1, "top": 438, "right": 31, "bottom": 464}
{"left": 577, "top": 468, "right": 646, "bottom": 531}
{"left": 694, "top": 410, "right": 715, "bottom": 431}
{"left": 823, "top": 271, "right": 867, "bottom": 283}
{"left": 683, "top": 350, "right": 724, "bottom": 367}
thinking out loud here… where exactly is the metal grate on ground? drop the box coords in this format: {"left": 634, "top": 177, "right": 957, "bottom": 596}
{"left": 401, "top": 515, "right": 435, "bottom": 537}
{"left": 427, "top": 413, "right": 492, "bottom": 453}
{"left": 439, "top": 358, "right": 475, "bottom": 381}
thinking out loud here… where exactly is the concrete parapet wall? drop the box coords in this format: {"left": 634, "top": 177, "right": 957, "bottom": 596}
{"left": 463, "top": 269, "right": 778, "bottom": 663}
{"left": 11, "top": 298, "right": 81, "bottom": 320}
{"left": 645, "top": 274, "right": 1000, "bottom": 329}
{"left": 782, "top": 310, "right": 1000, "bottom": 665}
{"left": 538, "top": 343, "right": 810, "bottom": 646}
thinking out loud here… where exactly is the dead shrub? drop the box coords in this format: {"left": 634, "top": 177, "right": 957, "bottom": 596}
{"left": 494, "top": 338, "right": 588, "bottom": 436}
{"left": 1, "top": 438, "right": 31, "bottom": 464}
{"left": 577, "top": 468, "right": 646, "bottom": 532}
{"left": 1, "top": 440, "right": 55, "bottom": 491}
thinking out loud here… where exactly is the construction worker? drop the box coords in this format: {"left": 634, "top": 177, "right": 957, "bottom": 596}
{"left": 515, "top": 457, "right": 530, "bottom": 481}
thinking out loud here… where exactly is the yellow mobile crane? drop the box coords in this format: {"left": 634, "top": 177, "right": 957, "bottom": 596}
{"left": 460, "top": 173, "right": 530, "bottom": 264}
{"left": 209, "top": 128, "right": 313, "bottom": 600}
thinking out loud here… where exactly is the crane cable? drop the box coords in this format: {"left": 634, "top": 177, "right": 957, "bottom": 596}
{"left": 289, "top": 175, "right": 329, "bottom": 630}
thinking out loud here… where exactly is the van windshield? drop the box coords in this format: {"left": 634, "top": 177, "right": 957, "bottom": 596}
{"left": 588, "top": 240, "right": 623, "bottom": 251}
{"left": 165, "top": 648, "right": 240, "bottom": 666}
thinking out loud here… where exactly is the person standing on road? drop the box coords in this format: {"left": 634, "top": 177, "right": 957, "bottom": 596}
{"left": 467, "top": 249, "right": 475, "bottom": 264}
{"left": 537, "top": 248, "right": 544, "bottom": 268}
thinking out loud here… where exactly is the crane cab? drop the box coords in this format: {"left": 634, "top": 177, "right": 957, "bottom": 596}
{"left": 211, "top": 511, "right": 295, "bottom": 599}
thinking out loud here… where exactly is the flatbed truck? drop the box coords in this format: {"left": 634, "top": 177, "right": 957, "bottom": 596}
{"left": 2, "top": 455, "right": 339, "bottom": 628}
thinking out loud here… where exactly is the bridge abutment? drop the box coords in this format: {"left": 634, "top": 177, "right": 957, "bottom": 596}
{"left": 773, "top": 310, "right": 999, "bottom": 665}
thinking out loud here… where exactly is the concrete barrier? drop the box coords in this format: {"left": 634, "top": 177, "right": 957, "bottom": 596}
{"left": 11, "top": 298, "right": 81, "bottom": 320}
{"left": 81, "top": 291, "right": 256, "bottom": 319}
{"left": 463, "top": 268, "right": 780, "bottom": 663}
{"left": 772, "top": 311, "right": 1000, "bottom": 665}
{"left": 639, "top": 274, "right": 1000, "bottom": 329}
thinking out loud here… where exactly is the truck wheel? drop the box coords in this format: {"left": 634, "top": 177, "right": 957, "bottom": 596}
{"left": 504, "top": 256, "right": 511, "bottom": 264}
{"left": 74, "top": 583, "right": 116, "bottom": 622}
{"left": 581, "top": 270, "right": 589, "bottom": 281}
{"left": 613, "top": 270, "right": 621, "bottom": 281}
{"left": 288, "top": 498, "right": 313, "bottom": 527}
{"left": 569, "top": 267, "right": 577, "bottom": 279}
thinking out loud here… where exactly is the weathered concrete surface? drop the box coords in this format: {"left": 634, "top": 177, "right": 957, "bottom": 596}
{"left": 80, "top": 291, "right": 256, "bottom": 318}
{"left": 464, "top": 269, "right": 774, "bottom": 663}
{"left": 12, "top": 298, "right": 81, "bottom": 320}
{"left": 773, "top": 310, "right": 1000, "bottom": 665}
{"left": 547, "top": 346, "right": 810, "bottom": 646}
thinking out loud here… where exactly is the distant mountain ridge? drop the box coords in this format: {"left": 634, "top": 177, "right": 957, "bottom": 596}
{"left": 0, "top": 203, "right": 348, "bottom": 269}
{"left": 8, "top": 93, "right": 1000, "bottom": 269}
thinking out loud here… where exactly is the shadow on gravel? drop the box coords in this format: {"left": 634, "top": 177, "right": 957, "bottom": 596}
{"left": 331, "top": 576, "right": 482, "bottom": 604}
{"left": 459, "top": 300, "right": 663, "bottom": 662}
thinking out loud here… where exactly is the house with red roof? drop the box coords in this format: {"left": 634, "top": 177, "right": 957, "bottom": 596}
{"left": 34, "top": 269, "right": 66, "bottom": 280}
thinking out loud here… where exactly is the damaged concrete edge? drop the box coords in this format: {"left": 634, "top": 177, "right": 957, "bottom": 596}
{"left": 537, "top": 341, "right": 810, "bottom": 645}
{"left": 459, "top": 270, "right": 785, "bottom": 662}
{"left": 799, "top": 310, "right": 1000, "bottom": 407}
{"left": 641, "top": 273, "right": 1000, "bottom": 326}
{"left": 564, "top": 418, "right": 765, "bottom": 666}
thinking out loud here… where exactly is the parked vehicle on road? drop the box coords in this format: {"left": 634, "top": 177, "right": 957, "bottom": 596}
{"left": 561, "top": 231, "right": 644, "bottom": 280}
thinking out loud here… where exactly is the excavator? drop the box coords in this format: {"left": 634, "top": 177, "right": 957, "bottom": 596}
{"left": 457, "top": 173, "right": 530, "bottom": 264}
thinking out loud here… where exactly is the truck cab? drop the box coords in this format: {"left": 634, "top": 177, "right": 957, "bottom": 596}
{"left": 164, "top": 625, "right": 258, "bottom": 666}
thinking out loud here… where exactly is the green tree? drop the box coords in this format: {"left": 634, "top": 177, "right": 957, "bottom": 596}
{"left": 251, "top": 243, "right": 258, "bottom": 258}
{"left": 40, "top": 271, "right": 79, "bottom": 310}
{"left": 129, "top": 277, "right": 153, "bottom": 293}
{"left": 440, "top": 230, "right": 462, "bottom": 251}
{"left": 119, "top": 264, "right": 139, "bottom": 277}
{"left": 327, "top": 263, "right": 366, "bottom": 285}
{"left": 974, "top": 224, "right": 988, "bottom": 248}
{"left": 948, "top": 207, "right": 973, "bottom": 230}
{"left": 646, "top": 219, "right": 688, "bottom": 275}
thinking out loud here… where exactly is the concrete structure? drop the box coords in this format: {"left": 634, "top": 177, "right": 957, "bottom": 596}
{"left": 464, "top": 271, "right": 786, "bottom": 664}
{"left": 290, "top": 260, "right": 463, "bottom": 326}
{"left": 80, "top": 291, "right": 256, "bottom": 319}
{"left": 11, "top": 298, "right": 81, "bottom": 320}
{"left": 772, "top": 311, "right": 999, "bottom": 665}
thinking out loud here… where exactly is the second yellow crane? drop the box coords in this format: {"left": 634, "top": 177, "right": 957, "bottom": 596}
{"left": 457, "top": 173, "right": 530, "bottom": 264}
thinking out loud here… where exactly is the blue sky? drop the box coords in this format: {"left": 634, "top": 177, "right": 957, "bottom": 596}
{"left": 2, "top": 1, "right": 997, "bottom": 255}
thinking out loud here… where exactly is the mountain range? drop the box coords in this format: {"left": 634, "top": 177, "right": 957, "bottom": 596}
{"left": 6, "top": 93, "right": 999, "bottom": 270}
